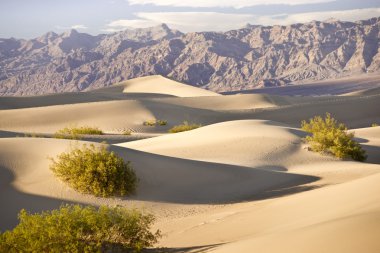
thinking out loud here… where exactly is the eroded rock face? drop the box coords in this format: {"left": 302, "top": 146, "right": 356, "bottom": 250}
{"left": 1, "top": 18, "right": 379, "bottom": 95}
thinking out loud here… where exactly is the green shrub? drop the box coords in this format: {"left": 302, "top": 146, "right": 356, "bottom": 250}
{"left": 301, "top": 113, "right": 367, "bottom": 162}
{"left": 169, "top": 121, "right": 202, "bottom": 133}
{"left": 157, "top": 120, "right": 167, "bottom": 126}
{"left": 143, "top": 119, "right": 167, "bottom": 127}
{"left": 0, "top": 205, "right": 161, "bottom": 253}
{"left": 50, "top": 144, "right": 138, "bottom": 197}
{"left": 54, "top": 126, "right": 103, "bottom": 140}
{"left": 372, "top": 123, "right": 378, "bottom": 127}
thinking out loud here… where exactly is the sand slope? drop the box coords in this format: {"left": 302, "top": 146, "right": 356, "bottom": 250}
{"left": 120, "top": 75, "right": 220, "bottom": 97}
{"left": 156, "top": 172, "right": 380, "bottom": 253}
{"left": 119, "top": 120, "right": 380, "bottom": 185}
{"left": 0, "top": 99, "right": 227, "bottom": 134}
{"left": 225, "top": 74, "right": 380, "bottom": 96}
{"left": 353, "top": 126, "right": 380, "bottom": 164}
{"left": 119, "top": 120, "right": 323, "bottom": 167}
{"left": 1, "top": 91, "right": 378, "bottom": 135}
{"left": 149, "top": 93, "right": 325, "bottom": 111}
{"left": 0, "top": 75, "right": 217, "bottom": 110}
{"left": 205, "top": 173, "right": 380, "bottom": 253}
{"left": 237, "top": 94, "right": 380, "bottom": 128}
{"left": 0, "top": 74, "right": 379, "bottom": 252}
{"left": 0, "top": 137, "right": 320, "bottom": 229}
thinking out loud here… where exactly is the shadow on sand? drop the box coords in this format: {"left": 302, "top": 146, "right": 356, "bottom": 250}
{"left": 0, "top": 167, "right": 79, "bottom": 231}
{"left": 144, "top": 244, "right": 224, "bottom": 253}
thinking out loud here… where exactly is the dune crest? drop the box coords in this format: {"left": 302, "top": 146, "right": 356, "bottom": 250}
{"left": 0, "top": 74, "right": 379, "bottom": 252}
{"left": 121, "top": 75, "right": 220, "bottom": 97}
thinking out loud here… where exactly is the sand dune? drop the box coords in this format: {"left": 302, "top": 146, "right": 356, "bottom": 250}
{"left": 225, "top": 74, "right": 380, "bottom": 96}
{"left": 0, "top": 137, "right": 320, "bottom": 229}
{"left": 0, "top": 75, "right": 216, "bottom": 110}
{"left": 120, "top": 75, "right": 220, "bottom": 97}
{"left": 0, "top": 99, "right": 227, "bottom": 134}
{"left": 0, "top": 74, "right": 379, "bottom": 252}
{"left": 149, "top": 93, "right": 324, "bottom": 111}
{"left": 237, "top": 94, "right": 380, "bottom": 128}
{"left": 1, "top": 90, "right": 378, "bottom": 135}
{"left": 0, "top": 90, "right": 173, "bottom": 110}
{"left": 353, "top": 126, "right": 380, "bottom": 164}
{"left": 157, "top": 172, "right": 380, "bottom": 253}
{"left": 119, "top": 120, "right": 380, "bottom": 185}
{"left": 344, "top": 86, "right": 380, "bottom": 96}
{"left": 119, "top": 120, "right": 325, "bottom": 167}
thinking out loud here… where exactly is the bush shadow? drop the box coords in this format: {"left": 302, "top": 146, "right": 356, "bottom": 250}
{"left": 0, "top": 166, "right": 81, "bottom": 231}
{"left": 144, "top": 244, "right": 224, "bottom": 253}
{"left": 112, "top": 146, "right": 321, "bottom": 205}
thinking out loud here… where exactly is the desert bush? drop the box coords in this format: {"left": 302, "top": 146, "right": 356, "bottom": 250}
{"left": 372, "top": 123, "right": 378, "bottom": 127}
{"left": 50, "top": 144, "right": 138, "bottom": 197}
{"left": 301, "top": 113, "right": 367, "bottom": 161}
{"left": 157, "top": 120, "right": 167, "bottom": 126}
{"left": 54, "top": 125, "right": 103, "bottom": 140}
{"left": 143, "top": 119, "right": 167, "bottom": 127}
{"left": 0, "top": 205, "right": 161, "bottom": 253}
{"left": 24, "top": 132, "right": 44, "bottom": 138}
{"left": 143, "top": 120, "right": 156, "bottom": 126}
{"left": 169, "top": 121, "right": 202, "bottom": 133}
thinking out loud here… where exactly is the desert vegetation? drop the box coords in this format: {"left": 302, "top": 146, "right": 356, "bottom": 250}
{"left": 23, "top": 132, "right": 44, "bottom": 138}
{"left": 0, "top": 205, "right": 161, "bottom": 252}
{"left": 143, "top": 119, "right": 168, "bottom": 126}
{"left": 50, "top": 144, "right": 138, "bottom": 197}
{"left": 169, "top": 121, "right": 202, "bottom": 133}
{"left": 54, "top": 125, "right": 103, "bottom": 139}
{"left": 123, "top": 130, "right": 132, "bottom": 135}
{"left": 301, "top": 113, "right": 367, "bottom": 161}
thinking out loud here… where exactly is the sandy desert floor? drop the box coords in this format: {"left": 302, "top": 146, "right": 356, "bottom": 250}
{"left": 0, "top": 75, "right": 379, "bottom": 252}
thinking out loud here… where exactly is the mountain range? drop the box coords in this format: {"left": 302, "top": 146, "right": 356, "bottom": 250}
{"left": 0, "top": 17, "right": 379, "bottom": 96}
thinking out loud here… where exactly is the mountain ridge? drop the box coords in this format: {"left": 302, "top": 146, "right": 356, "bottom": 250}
{"left": 0, "top": 17, "right": 379, "bottom": 96}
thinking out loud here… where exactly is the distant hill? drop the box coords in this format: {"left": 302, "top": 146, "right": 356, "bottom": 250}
{"left": 0, "top": 17, "right": 379, "bottom": 96}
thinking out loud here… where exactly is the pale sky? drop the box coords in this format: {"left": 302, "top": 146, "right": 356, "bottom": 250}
{"left": 1, "top": 0, "right": 380, "bottom": 39}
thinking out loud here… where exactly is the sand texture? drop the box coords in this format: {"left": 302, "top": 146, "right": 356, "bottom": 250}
{"left": 0, "top": 75, "right": 379, "bottom": 252}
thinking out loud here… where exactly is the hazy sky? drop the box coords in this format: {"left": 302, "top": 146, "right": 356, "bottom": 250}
{"left": 1, "top": 0, "right": 380, "bottom": 39}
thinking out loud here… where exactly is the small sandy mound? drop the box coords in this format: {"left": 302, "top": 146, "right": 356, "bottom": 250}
{"left": 121, "top": 75, "right": 220, "bottom": 97}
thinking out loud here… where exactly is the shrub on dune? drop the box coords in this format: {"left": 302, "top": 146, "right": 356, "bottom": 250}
{"left": 54, "top": 126, "right": 103, "bottom": 140}
{"left": 50, "top": 144, "right": 138, "bottom": 197}
{"left": 123, "top": 129, "right": 132, "bottom": 135}
{"left": 157, "top": 120, "right": 167, "bottom": 126}
{"left": 0, "top": 205, "right": 161, "bottom": 253}
{"left": 143, "top": 119, "right": 167, "bottom": 126}
{"left": 301, "top": 113, "right": 367, "bottom": 162}
{"left": 168, "top": 121, "right": 202, "bottom": 133}
{"left": 143, "top": 120, "right": 156, "bottom": 126}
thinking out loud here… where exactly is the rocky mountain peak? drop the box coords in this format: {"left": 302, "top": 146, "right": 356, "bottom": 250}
{"left": 0, "top": 16, "right": 379, "bottom": 95}
{"left": 37, "top": 31, "right": 58, "bottom": 43}
{"left": 62, "top": 29, "right": 79, "bottom": 38}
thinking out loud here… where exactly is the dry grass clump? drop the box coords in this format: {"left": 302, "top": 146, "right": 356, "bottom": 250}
{"left": 54, "top": 125, "right": 103, "bottom": 140}
{"left": 143, "top": 119, "right": 167, "bottom": 126}
{"left": 122, "top": 130, "right": 132, "bottom": 135}
{"left": 169, "top": 121, "right": 202, "bottom": 133}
